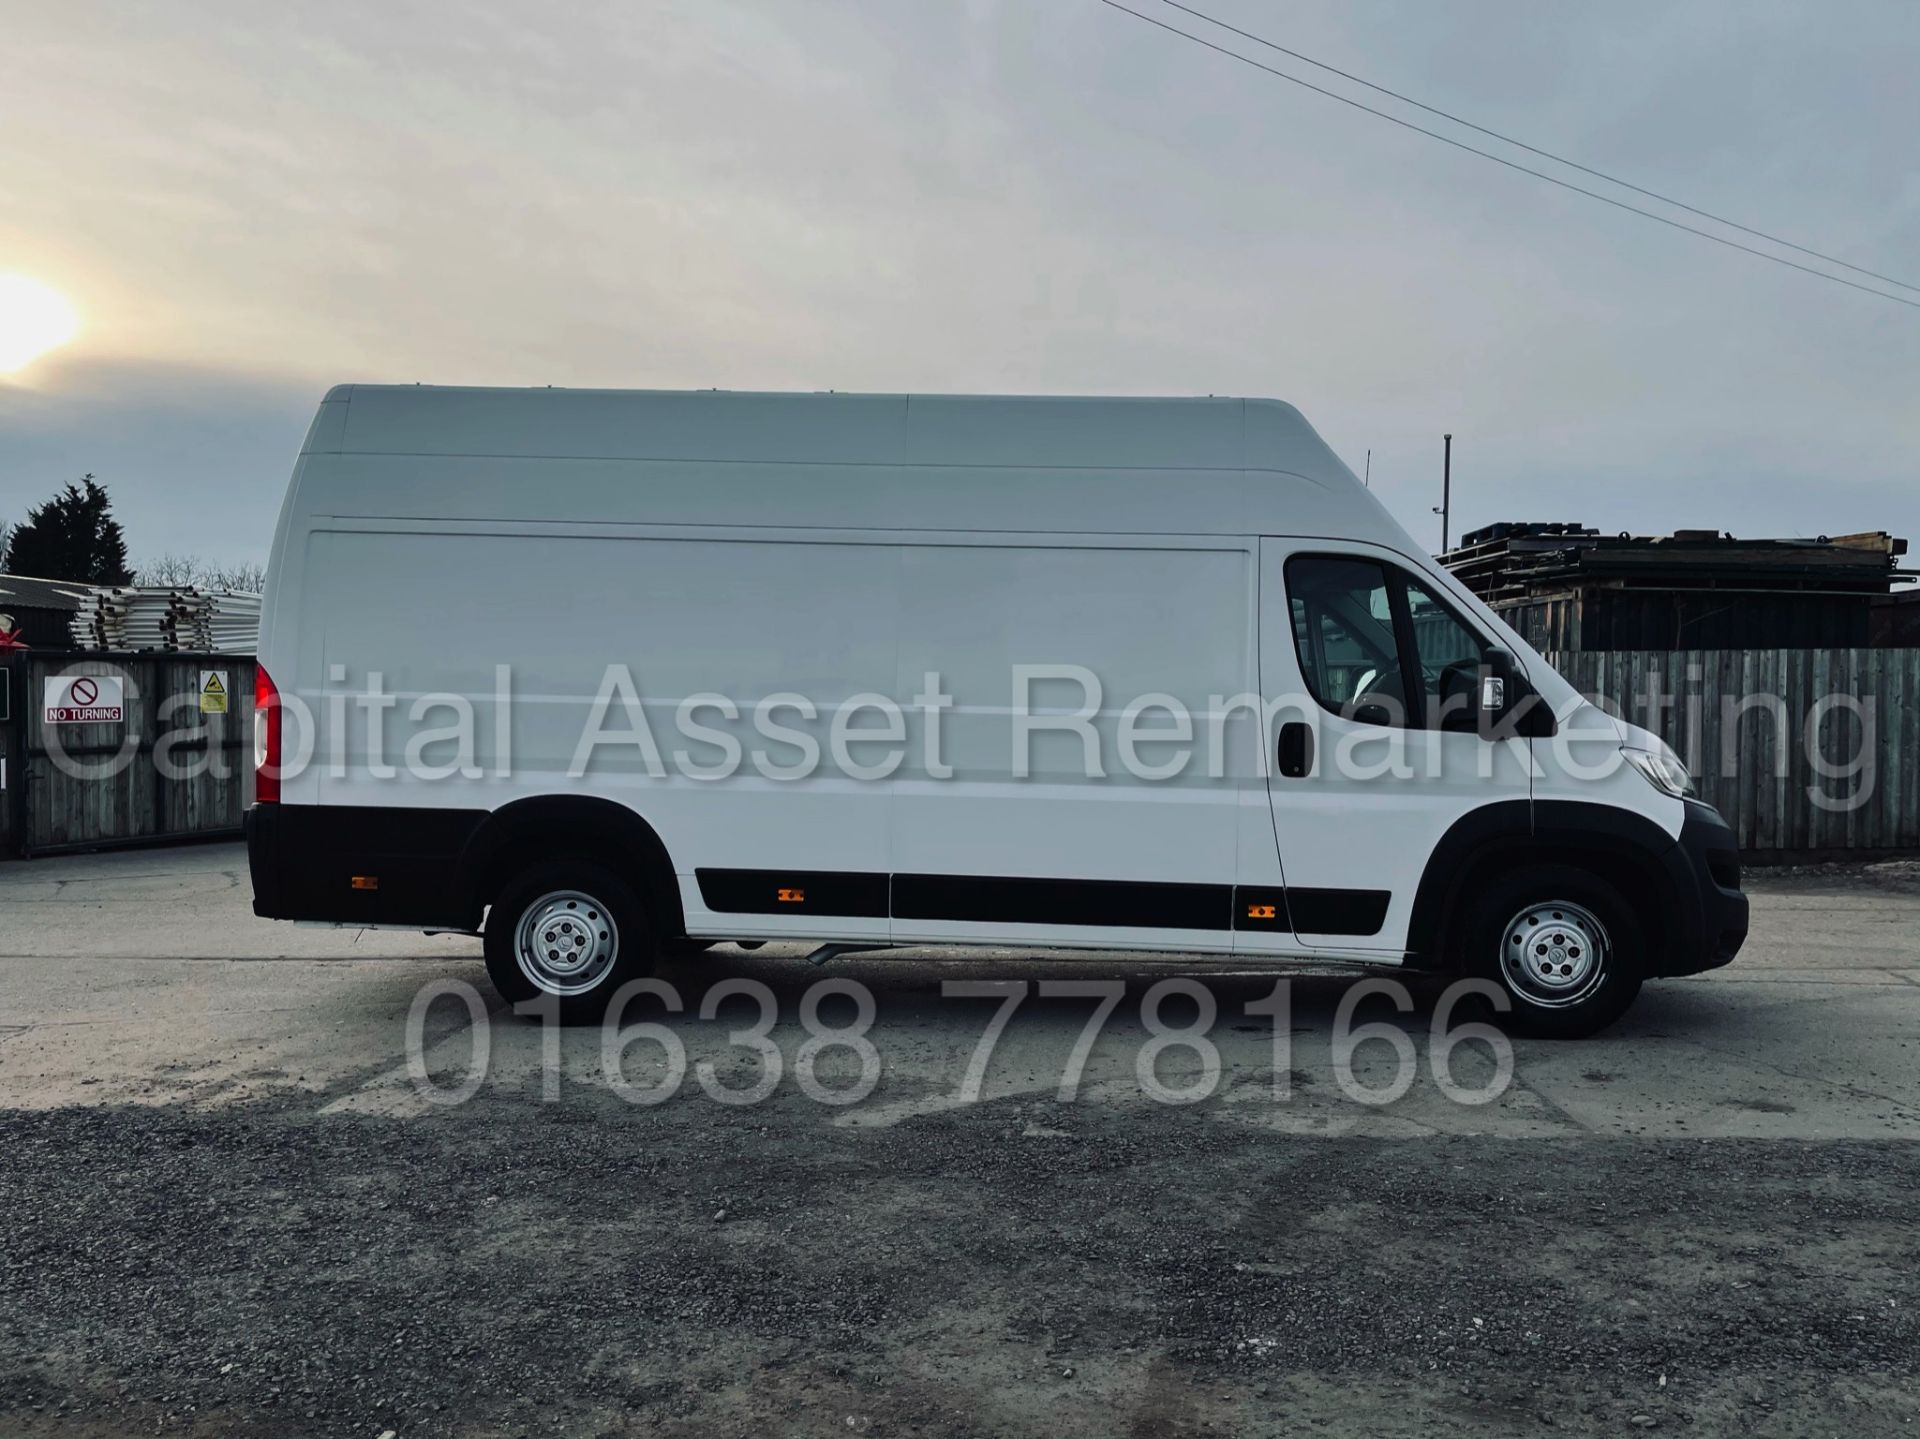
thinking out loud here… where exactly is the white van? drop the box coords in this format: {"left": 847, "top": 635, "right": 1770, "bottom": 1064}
{"left": 246, "top": 386, "right": 1746, "bottom": 1036}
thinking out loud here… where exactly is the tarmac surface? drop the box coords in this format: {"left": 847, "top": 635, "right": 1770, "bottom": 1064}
{"left": 1, "top": 842, "right": 1917, "bottom": 1436}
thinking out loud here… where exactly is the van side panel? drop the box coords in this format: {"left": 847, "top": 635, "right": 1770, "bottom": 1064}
{"left": 887, "top": 541, "right": 1256, "bottom": 953}
{"left": 291, "top": 525, "right": 902, "bottom": 937}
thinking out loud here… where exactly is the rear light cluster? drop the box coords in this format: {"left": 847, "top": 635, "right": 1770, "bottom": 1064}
{"left": 254, "top": 664, "right": 282, "bottom": 803}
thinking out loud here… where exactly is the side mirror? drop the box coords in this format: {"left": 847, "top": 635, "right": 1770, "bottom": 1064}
{"left": 1481, "top": 647, "right": 1517, "bottom": 716}
{"left": 1480, "top": 646, "right": 1556, "bottom": 738}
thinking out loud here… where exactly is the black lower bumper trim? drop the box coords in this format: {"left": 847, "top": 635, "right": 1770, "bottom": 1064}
{"left": 246, "top": 803, "right": 487, "bottom": 929}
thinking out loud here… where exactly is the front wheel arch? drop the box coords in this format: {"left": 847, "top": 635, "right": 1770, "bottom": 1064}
{"left": 1405, "top": 801, "right": 1679, "bottom": 973}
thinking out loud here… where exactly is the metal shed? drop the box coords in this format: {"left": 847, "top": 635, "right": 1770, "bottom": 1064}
{"left": 0, "top": 572, "right": 94, "bottom": 649}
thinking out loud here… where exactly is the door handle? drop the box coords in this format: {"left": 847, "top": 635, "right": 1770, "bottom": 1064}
{"left": 1277, "top": 721, "right": 1313, "bottom": 779}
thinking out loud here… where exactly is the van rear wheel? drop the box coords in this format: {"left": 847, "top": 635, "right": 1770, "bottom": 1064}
{"left": 484, "top": 861, "right": 654, "bottom": 1023}
{"left": 1465, "top": 864, "right": 1643, "bottom": 1039}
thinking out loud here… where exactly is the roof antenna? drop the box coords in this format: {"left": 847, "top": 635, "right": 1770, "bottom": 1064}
{"left": 1364, "top": 449, "right": 1371, "bottom": 489}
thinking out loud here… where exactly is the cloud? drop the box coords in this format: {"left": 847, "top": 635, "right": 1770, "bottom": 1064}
{"left": 1, "top": 357, "right": 315, "bottom": 565}
{"left": 1, "top": 0, "right": 1915, "bottom": 562}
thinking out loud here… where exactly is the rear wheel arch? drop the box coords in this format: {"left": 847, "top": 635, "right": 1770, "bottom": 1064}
{"left": 459, "top": 796, "right": 685, "bottom": 938}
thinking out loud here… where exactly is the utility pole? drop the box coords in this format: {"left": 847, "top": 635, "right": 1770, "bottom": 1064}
{"left": 1433, "top": 433, "right": 1452, "bottom": 552}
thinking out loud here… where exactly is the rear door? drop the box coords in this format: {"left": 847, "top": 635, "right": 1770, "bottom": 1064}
{"left": 1257, "top": 539, "right": 1532, "bottom": 956}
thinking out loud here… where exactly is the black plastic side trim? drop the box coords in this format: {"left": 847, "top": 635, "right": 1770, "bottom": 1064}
{"left": 701, "top": 868, "right": 1394, "bottom": 937}
{"left": 250, "top": 804, "right": 1405, "bottom": 944}
{"left": 894, "top": 874, "right": 1232, "bottom": 930}
{"left": 697, "top": 868, "right": 889, "bottom": 918}
{"left": 1286, "top": 887, "right": 1391, "bottom": 937}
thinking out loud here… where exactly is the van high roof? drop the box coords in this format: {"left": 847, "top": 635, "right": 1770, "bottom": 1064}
{"left": 297, "top": 385, "right": 1408, "bottom": 544}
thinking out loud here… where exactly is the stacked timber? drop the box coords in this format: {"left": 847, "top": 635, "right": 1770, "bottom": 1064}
{"left": 1438, "top": 523, "right": 1912, "bottom": 652}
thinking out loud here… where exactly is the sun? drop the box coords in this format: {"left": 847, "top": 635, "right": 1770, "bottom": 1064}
{"left": 0, "top": 274, "right": 80, "bottom": 375}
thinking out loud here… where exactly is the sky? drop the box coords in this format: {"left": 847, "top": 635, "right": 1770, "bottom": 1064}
{"left": 1, "top": 0, "right": 1916, "bottom": 571}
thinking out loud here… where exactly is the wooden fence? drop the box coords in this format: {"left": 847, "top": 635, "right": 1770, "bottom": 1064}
{"left": 0, "top": 651, "right": 255, "bottom": 857}
{"left": 1544, "top": 648, "right": 1920, "bottom": 861}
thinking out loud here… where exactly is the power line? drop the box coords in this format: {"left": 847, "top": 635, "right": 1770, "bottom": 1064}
{"left": 1154, "top": 0, "right": 1920, "bottom": 297}
{"left": 1094, "top": 0, "right": 1920, "bottom": 311}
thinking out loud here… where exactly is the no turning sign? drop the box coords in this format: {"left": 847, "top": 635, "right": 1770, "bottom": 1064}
{"left": 45, "top": 674, "right": 126, "bottom": 724}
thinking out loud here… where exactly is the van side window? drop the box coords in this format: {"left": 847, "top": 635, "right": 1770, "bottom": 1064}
{"left": 1403, "top": 575, "right": 1486, "bottom": 730}
{"left": 1285, "top": 556, "right": 1490, "bottom": 729}
{"left": 1285, "top": 556, "right": 1410, "bottom": 726}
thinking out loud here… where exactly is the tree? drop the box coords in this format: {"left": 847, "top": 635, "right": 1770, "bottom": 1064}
{"left": 216, "top": 560, "right": 268, "bottom": 593}
{"left": 135, "top": 553, "right": 267, "bottom": 593}
{"left": 6, "top": 475, "right": 133, "bottom": 584}
{"left": 134, "top": 553, "right": 203, "bottom": 588}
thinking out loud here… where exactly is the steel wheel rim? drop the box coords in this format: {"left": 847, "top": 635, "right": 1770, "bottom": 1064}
{"left": 514, "top": 889, "right": 618, "bottom": 996}
{"left": 1500, "top": 899, "right": 1609, "bottom": 1009}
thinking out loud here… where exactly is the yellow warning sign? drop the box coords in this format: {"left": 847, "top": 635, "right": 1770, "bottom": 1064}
{"left": 199, "top": 670, "right": 229, "bottom": 715}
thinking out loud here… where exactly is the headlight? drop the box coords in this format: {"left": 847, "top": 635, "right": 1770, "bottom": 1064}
{"left": 1623, "top": 745, "right": 1694, "bottom": 798}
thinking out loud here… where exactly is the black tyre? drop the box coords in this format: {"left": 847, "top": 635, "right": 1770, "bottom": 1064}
{"left": 483, "top": 860, "right": 655, "bottom": 1024}
{"left": 1463, "top": 863, "right": 1644, "bottom": 1039}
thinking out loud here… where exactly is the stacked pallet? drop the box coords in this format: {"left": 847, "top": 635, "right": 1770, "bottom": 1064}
{"left": 1438, "top": 522, "right": 1912, "bottom": 652}
{"left": 1442, "top": 525, "right": 1906, "bottom": 607}
{"left": 67, "top": 586, "right": 262, "bottom": 653}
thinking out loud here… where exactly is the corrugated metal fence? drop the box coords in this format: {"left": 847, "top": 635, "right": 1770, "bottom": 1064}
{"left": 1545, "top": 648, "right": 1920, "bottom": 861}
{"left": 0, "top": 651, "right": 255, "bottom": 857}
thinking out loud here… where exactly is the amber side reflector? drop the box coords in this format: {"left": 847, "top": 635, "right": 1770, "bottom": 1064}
{"left": 1246, "top": 903, "right": 1276, "bottom": 920}
{"left": 777, "top": 887, "right": 805, "bottom": 903}
{"left": 351, "top": 875, "right": 380, "bottom": 891}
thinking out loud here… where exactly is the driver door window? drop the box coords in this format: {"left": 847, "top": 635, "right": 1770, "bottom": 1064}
{"left": 1286, "top": 556, "right": 1411, "bottom": 726}
{"left": 1286, "top": 555, "right": 1488, "bottom": 730}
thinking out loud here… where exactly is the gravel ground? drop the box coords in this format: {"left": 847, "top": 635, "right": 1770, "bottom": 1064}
{"left": 2, "top": 1089, "right": 1916, "bottom": 1438}
{"left": 1750, "top": 858, "right": 1920, "bottom": 894}
{"left": 5, "top": 846, "right": 1920, "bottom": 1437}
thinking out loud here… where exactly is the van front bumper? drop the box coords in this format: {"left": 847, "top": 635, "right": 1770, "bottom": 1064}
{"left": 1656, "top": 800, "right": 1748, "bottom": 976}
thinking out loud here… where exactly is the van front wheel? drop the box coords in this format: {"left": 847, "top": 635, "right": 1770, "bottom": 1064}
{"left": 1465, "top": 864, "right": 1643, "bottom": 1038}
{"left": 484, "top": 861, "right": 654, "bottom": 1023}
